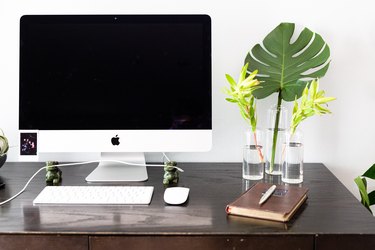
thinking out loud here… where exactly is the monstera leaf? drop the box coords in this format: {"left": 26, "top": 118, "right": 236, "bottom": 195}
{"left": 245, "top": 22, "right": 330, "bottom": 101}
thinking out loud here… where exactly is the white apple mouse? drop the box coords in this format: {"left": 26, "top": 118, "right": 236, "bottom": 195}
{"left": 163, "top": 187, "right": 190, "bottom": 205}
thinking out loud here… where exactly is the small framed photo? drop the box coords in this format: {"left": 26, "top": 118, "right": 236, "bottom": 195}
{"left": 19, "top": 130, "right": 39, "bottom": 161}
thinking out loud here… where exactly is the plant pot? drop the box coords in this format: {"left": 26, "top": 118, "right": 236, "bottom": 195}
{"left": 0, "top": 154, "right": 7, "bottom": 168}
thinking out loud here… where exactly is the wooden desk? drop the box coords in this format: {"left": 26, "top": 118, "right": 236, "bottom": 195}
{"left": 0, "top": 162, "right": 374, "bottom": 250}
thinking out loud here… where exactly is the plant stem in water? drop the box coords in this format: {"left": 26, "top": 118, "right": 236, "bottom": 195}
{"left": 270, "top": 92, "right": 283, "bottom": 172}
{"left": 253, "top": 132, "right": 264, "bottom": 162}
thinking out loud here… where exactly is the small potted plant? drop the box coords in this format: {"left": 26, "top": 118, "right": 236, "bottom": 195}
{"left": 0, "top": 129, "right": 9, "bottom": 168}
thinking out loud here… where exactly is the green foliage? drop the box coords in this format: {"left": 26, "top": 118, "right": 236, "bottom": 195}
{"left": 290, "top": 79, "right": 336, "bottom": 134}
{"left": 223, "top": 63, "right": 261, "bottom": 132}
{"left": 243, "top": 22, "right": 331, "bottom": 172}
{"left": 355, "top": 164, "right": 375, "bottom": 214}
{"left": 0, "top": 129, "right": 9, "bottom": 156}
{"left": 244, "top": 22, "right": 331, "bottom": 101}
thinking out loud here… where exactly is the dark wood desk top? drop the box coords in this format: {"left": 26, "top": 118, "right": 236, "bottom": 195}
{"left": 0, "top": 162, "right": 374, "bottom": 236}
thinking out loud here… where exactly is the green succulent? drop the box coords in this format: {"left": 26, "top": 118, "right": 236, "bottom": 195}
{"left": 0, "top": 129, "right": 9, "bottom": 156}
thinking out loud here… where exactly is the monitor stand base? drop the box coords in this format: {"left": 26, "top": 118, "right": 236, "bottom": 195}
{"left": 85, "top": 152, "right": 148, "bottom": 182}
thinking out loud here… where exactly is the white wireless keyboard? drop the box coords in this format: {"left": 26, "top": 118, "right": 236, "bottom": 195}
{"left": 33, "top": 186, "right": 154, "bottom": 205}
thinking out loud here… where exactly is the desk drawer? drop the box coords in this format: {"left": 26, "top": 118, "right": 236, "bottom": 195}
{"left": 315, "top": 234, "right": 375, "bottom": 250}
{"left": 90, "top": 235, "right": 313, "bottom": 250}
{"left": 0, "top": 235, "right": 88, "bottom": 250}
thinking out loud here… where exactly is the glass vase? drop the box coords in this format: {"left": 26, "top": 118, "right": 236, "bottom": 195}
{"left": 282, "top": 129, "right": 304, "bottom": 184}
{"left": 243, "top": 129, "right": 264, "bottom": 180}
{"left": 265, "top": 105, "right": 287, "bottom": 175}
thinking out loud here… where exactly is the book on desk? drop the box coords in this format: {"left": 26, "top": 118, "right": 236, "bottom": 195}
{"left": 226, "top": 182, "right": 308, "bottom": 222}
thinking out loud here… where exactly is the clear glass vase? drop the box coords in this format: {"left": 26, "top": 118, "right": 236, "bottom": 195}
{"left": 243, "top": 129, "right": 264, "bottom": 180}
{"left": 265, "top": 105, "right": 287, "bottom": 175}
{"left": 282, "top": 129, "right": 304, "bottom": 184}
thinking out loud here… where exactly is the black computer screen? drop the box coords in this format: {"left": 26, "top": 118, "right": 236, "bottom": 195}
{"left": 19, "top": 15, "right": 211, "bottom": 130}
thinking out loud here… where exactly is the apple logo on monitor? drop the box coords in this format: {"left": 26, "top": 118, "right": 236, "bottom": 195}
{"left": 111, "top": 135, "right": 120, "bottom": 146}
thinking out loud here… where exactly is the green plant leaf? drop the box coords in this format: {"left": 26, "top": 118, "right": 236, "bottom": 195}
{"left": 282, "top": 81, "right": 310, "bottom": 101}
{"left": 225, "top": 98, "right": 237, "bottom": 103}
{"left": 315, "top": 104, "right": 331, "bottom": 114}
{"left": 354, "top": 176, "right": 371, "bottom": 213}
{"left": 245, "top": 22, "right": 330, "bottom": 102}
{"left": 239, "top": 108, "right": 247, "bottom": 120}
{"left": 238, "top": 63, "right": 248, "bottom": 83}
{"left": 292, "top": 99, "right": 298, "bottom": 114}
{"left": 314, "top": 97, "right": 336, "bottom": 104}
{"left": 225, "top": 74, "right": 237, "bottom": 88}
{"left": 363, "top": 163, "right": 375, "bottom": 180}
{"left": 368, "top": 190, "right": 375, "bottom": 206}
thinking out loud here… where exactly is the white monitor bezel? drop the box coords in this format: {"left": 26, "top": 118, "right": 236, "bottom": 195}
{"left": 35, "top": 129, "right": 212, "bottom": 153}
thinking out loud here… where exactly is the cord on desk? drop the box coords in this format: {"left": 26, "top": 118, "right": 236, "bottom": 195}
{"left": 163, "top": 152, "right": 171, "bottom": 162}
{"left": 0, "top": 166, "right": 47, "bottom": 206}
{"left": 52, "top": 159, "right": 184, "bottom": 172}
{"left": 54, "top": 160, "right": 165, "bottom": 167}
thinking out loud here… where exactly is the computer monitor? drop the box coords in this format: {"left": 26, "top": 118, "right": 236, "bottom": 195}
{"left": 19, "top": 14, "right": 212, "bottom": 182}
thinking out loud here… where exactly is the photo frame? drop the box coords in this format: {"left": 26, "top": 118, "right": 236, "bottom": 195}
{"left": 19, "top": 130, "right": 39, "bottom": 161}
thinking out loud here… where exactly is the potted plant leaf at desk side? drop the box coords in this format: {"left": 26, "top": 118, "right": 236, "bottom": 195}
{"left": 355, "top": 164, "right": 375, "bottom": 214}
{"left": 0, "top": 129, "right": 9, "bottom": 168}
{"left": 244, "top": 22, "right": 331, "bottom": 173}
{"left": 223, "top": 63, "right": 263, "bottom": 160}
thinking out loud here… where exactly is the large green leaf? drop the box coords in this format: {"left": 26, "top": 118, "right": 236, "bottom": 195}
{"left": 245, "top": 23, "right": 331, "bottom": 101}
{"left": 363, "top": 163, "right": 375, "bottom": 180}
{"left": 368, "top": 190, "right": 375, "bottom": 206}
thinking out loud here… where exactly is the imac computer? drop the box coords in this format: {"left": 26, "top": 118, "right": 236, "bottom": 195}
{"left": 19, "top": 15, "right": 212, "bottom": 182}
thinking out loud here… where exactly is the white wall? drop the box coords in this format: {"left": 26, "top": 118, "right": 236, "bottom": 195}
{"left": 1, "top": 0, "right": 375, "bottom": 202}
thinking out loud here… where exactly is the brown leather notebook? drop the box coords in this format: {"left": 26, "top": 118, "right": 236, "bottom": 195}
{"left": 226, "top": 182, "right": 308, "bottom": 222}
